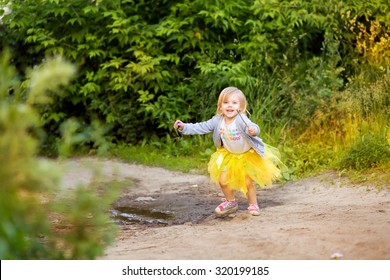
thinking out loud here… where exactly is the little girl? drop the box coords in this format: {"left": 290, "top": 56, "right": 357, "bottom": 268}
{"left": 173, "top": 87, "right": 282, "bottom": 216}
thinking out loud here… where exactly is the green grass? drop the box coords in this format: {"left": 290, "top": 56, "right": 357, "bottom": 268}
{"left": 108, "top": 143, "right": 209, "bottom": 174}
{"left": 106, "top": 121, "right": 390, "bottom": 183}
{"left": 338, "top": 133, "right": 390, "bottom": 171}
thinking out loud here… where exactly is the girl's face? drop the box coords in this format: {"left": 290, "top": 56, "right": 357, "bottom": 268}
{"left": 220, "top": 94, "right": 241, "bottom": 120}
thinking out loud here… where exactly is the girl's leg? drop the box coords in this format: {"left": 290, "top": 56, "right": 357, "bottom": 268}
{"left": 246, "top": 176, "right": 260, "bottom": 216}
{"left": 246, "top": 176, "right": 257, "bottom": 205}
{"left": 214, "top": 172, "right": 238, "bottom": 215}
{"left": 219, "top": 172, "right": 235, "bottom": 201}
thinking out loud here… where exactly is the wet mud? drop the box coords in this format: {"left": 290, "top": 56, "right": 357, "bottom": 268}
{"left": 111, "top": 187, "right": 218, "bottom": 227}
{"left": 110, "top": 185, "right": 285, "bottom": 228}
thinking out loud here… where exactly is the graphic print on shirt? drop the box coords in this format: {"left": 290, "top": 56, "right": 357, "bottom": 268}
{"left": 220, "top": 126, "right": 241, "bottom": 141}
{"left": 219, "top": 119, "right": 251, "bottom": 154}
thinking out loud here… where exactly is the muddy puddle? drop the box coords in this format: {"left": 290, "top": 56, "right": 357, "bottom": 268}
{"left": 110, "top": 187, "right": 218, "bottom": 227}
{"left": 109, "top": 184, "right": 284, "bottom": 228}
{"left": 110, "top": 207, "right": 175, "bottom": 225}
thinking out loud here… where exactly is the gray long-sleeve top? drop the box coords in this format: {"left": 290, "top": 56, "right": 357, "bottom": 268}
{"left": 181, "top": 114, "right": 265, "bottom": 157}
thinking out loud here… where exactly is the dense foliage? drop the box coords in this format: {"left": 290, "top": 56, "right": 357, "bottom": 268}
{"left": 0, "top": 0, "right": 389, "bottom": 168}
{"left": 0, "top": 51, "right": 120, "bottom": 259}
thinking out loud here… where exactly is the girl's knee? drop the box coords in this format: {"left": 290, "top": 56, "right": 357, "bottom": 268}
{"left": 219, "top": 173, "right": 228, "bottom": 186}
{"left": 246, "top": 184, "right": 255, "bottom": 192}
{"left": 246, "top": 177, "right": 254, "bottom": 188}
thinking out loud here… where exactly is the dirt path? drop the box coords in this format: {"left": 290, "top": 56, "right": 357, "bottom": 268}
{"left": 61, "top": 158, "right": 390, "bottom": 260}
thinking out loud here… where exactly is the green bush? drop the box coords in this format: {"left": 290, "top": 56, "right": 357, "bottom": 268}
{"left": 2, "top": 0, "right": 389, "bottom": 145}
{"left": 338, "top": 133, "right": 390, "bottom": 171}
{"left": 0, "top": 50, "right": 119, "bottom": 259}
{"left": 1, "top": 0, "right": 390, "bottom": 180}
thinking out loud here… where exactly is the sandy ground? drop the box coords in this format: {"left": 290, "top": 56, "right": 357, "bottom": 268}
{"left": 61, "top": 158, "right": 390, "bottom": 260}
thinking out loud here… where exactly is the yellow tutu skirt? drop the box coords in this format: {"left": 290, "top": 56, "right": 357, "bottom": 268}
{"left": 208, "top": 146, "right": 282, "bottom": 194}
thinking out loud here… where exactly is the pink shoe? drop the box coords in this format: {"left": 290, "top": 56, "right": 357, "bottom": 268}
{"left": 215, "top": 199, "right": 238, "bottom": 216}
{"left": 248, "top": 204, "right": 260, "bottom": 216}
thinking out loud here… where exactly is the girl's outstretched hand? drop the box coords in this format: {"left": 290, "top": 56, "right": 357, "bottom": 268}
{"left": 248, "top": 126, "right": 257, "bottom": 136}
{"left": 174, "top": 120, "right": 184, "bottom": 131}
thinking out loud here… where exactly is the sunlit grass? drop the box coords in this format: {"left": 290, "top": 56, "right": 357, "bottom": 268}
{"left": 109, "top": 143, "right": 209, "bottom": 174}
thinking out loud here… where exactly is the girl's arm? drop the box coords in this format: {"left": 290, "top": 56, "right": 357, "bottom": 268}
{"left": 173, "top": 116, "right": 217, "bottom": 135}
{"left": 240, "top": 114, "right": 260, "bottom": 136}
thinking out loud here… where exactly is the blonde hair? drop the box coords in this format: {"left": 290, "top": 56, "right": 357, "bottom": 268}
{"left": 216, "top": 87, "right": 248, "bottom": 115}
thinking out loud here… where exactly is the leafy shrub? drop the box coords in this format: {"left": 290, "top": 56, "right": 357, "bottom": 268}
{"left": 338, "top": 133, "right": 390, "bottom": 171}
{"left": 0, "top": 50, "right": 119, "bottom": 259}
{"left": 1, "top": 0, "right": 390, "bottom": 179}
{"left": 2, "top": 0, "right": 388, "bottom": 146}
